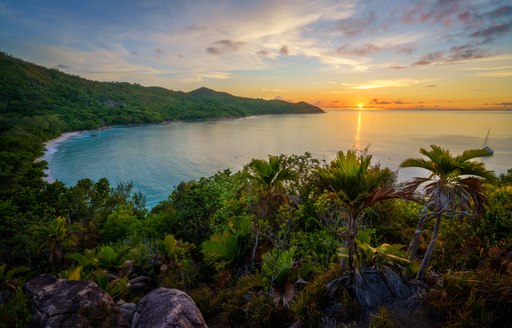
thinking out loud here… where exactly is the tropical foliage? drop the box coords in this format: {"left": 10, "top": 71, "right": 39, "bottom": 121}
{"left": 317, "top": 150, "right": 406, "bottom": 270}
{"left": 400, "top": 145, "right": 495, "bottom": 280}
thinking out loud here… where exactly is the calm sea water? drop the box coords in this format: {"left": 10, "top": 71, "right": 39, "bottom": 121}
{"left": 45, "top": 110, "right": 512, "bottom": 208}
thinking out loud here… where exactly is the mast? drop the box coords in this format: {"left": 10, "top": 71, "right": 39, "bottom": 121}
{"left": 483, "top": 128, "right": 490, "bottom": 148}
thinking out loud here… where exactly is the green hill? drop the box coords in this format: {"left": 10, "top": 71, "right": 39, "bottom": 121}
{"left": 0, "top": 52, "right": 323, "bottom": 134}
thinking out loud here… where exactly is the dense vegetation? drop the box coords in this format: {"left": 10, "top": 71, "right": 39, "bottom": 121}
{"left": 0, "top": 51, "right": 322, "bottom": 131}
{"left": 1, "top": 53, "right": 512, "bottom": 327}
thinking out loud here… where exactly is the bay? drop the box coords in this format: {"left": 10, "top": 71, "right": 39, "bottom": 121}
{"left": 45, "top": 110, "right": 512, "bottom": 208}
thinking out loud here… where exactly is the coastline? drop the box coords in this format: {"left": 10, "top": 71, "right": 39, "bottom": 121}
{"left": 38, "top": 112, "right": 323, "bottom": 180}
{"left": 39, "top": 131, "right": 84, "bottom": 182}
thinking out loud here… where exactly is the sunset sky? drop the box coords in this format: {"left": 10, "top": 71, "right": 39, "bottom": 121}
{"left": 1, "top": 0, "right": 511, "bottom": 109}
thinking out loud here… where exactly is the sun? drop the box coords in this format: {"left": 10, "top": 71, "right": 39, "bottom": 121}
{"left": 357, "top": 103, "right": 364, "bottom": 109}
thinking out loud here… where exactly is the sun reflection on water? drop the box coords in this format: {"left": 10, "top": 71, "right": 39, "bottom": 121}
{"left": 354, "top": 110, "right": 362, "bottom": 149}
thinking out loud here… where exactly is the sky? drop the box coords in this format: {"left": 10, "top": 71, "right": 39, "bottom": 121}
{"left": 1, "top": 0, "right": 511, "bottom": 110}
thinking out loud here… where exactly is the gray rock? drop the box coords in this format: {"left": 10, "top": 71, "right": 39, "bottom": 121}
{"left": 131, "top": 287, "right": 207, "bottom": 328}
{"left": 118, "top": 302, "right": 137, "bottom": 327}
{"left": 24, "top": 275, "right": 118, "bottom": 328}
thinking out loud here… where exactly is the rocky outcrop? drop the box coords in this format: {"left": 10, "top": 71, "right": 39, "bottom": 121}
{"left": 131, "top": 287, "right": 207, "bottom": 328}
{"left": 24, "top": 275, "right": 118, "bottom": 328}
{"left": 117, "top": 300, "right": 137, "bottom": 327}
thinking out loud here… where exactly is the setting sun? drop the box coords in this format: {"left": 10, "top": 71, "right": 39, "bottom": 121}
{"left": 357, "top": 103, "right": 364, "bottom": 109}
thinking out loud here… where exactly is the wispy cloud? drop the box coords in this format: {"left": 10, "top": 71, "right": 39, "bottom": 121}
{"left": 194, "top": 72, "right": 235, "bottom": 80}
{"left": 370, "top": 98, "right": 409, "bottom": 105}
{"left": 478, "top": 71, "right": 512, "bottom": 77}
{"left": 470, "top": 21, "right": 512, "bottom": 40}
{"left": 206, "top": 39, "right": 245, "bottom": 55}
{"left": 345, "top": 79, "right": 429, "bottom": 89}
{"left": 54, "top": 64, "right": 70, "bottom": 70}
{"left": 262, "top": 88, "right": 289, "bottom": 93}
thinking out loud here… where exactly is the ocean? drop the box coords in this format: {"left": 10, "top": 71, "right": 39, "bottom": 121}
{"left": 44, "top": 110, "right": 512, "bottom": 208}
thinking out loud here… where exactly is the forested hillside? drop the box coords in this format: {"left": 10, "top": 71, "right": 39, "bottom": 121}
{"left": 0, "top": 51, "right": 322, "bottom": 132}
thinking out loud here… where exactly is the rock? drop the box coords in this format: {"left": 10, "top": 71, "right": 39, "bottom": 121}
{"left": 118, "top": 302, "right": 137, "bottom": 327}
{"left": 131, "top": 287, "right": 207, "bottom": 328}
{"left": 24, "top": 275, "right": 118, "bottom": 328}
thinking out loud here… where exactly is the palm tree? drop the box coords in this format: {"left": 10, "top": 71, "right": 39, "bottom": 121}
{"left": 317, "top": 150, "right": 404, "bottom": 270}
{"left": 30, "top": 216, "right": 78, "bottom": 268}
{"left": 245, "top": 155, "right": 297, "bottom": 263}
{"left": 400, "top": 145, "right": 495, "bottom": 280}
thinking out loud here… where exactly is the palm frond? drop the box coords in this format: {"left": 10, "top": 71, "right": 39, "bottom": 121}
{"left": 456, "top": 148, "right": 493, "bottom": 162}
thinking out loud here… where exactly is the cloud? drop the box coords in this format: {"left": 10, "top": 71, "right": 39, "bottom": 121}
{"left": 262, "top": 88, "right": 289, "bottom": 93}
{"left": 336, "top": 43, "right": 380, "bottom": 56}
{"left": 425, "top": 84, "right": 437, "bottom": 88}
{"left": 400, "top": 0, "right": 470, "bottom": 27}
{"left": 206, "top": 39, "right": 245, "bottom": 55}
{"left": 470, "top": 21, "right": 512, "bottom": 40}
{"left": 411, "top": 45, "right": 491, "bottom": 67}
{"left": 345, "top": 78, "right": 428, "bottom": 89}
{"left": 447, "top": 44, "right": 490, "bottom": 62}
{"left": 280, "top": 45, "right": 289, "bottom": 55}
{"left": 370, "top": 98, "right": 409, "bottom": 105}
{"left": 413, "top": 51, "right": 445, "bottom": 66}
{"left": 487, "top": 102, "right": 512, "bottom": 108}
{"left": 154, "top": 48, "right": 165, "bottom": 58}
{"left": 194, "top": 72, "right": 234, "bottom": 80}
{"left": 478, "top": 71, "right": 512, "bottom": 77}
{"left": 336, "top": 11, "right": 376, "bottom": 37}
{"left": 54, "top": 64, "right": 70, "bottom": 70}
{"left": 389, "top": 65, "right": 408, "bottom": 70}
{"left": 0, "top": 3, "right": 13, "bottom": 16}
{"left": 485, "top": 5, "right": 512, "bottom": 19}
{"left": 419, "top": 0, "right": 463, "bottom": 26}
{"left": 336, "top": 42, "right": 416, "bottom": 56}
{"left": 183, "top": 24, "right": 208, "bottom": 32}
{"left": 457, "top": 11, "right": 473, "bottom": 24}
{"left": 256, "top": 50, "right": 270, "bottom": 56}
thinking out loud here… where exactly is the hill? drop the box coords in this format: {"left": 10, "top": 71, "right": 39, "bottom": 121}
{"left": 0, "top": 52, "right": 323, "bottom": 135}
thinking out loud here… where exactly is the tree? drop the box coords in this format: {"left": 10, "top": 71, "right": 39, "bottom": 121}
{"left": 30, "top": 216, "right": 78, "bottom": 269}
{"left": 317, "top": 150, "right": 403, "bottom": 270}
{"left": 400, "top": 145, "right": 495, "bottom": 280}
{"left": 244, "top": 155, "right": 297, "bottom": 263}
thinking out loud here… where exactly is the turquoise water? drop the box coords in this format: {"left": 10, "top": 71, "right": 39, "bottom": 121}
{"left": 45, "top": 110, "right": 512, "bottom": 208}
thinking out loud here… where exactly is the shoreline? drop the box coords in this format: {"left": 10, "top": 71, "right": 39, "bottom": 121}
{"left": 39, "top": 131, "right": 84, "bottom": 182}
{"left": 38, "top": 112, "right": 323, "bottom": 179}
{"left": 36, "top": 116, "right": 246, "bottom": 182}
{"left": 39, "top": 125, "right": 120, "bottom": 182}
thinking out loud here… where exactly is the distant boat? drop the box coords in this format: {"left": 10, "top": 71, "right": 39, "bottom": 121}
{"left": 482, "top": 128, "right": 493, "bottom": 155}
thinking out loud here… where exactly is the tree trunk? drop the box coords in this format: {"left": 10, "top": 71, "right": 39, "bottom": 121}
{"left": 251, "top": 229, "right": 259, "bottom": 266}
{"left": 416, "top": 215, "right": 441, "bottom": 281}
{"left": 347, "top": 216, "right": 357, "bottom": 271}
{"left": 408, "top": 207, "right": 428, "bottom": 260}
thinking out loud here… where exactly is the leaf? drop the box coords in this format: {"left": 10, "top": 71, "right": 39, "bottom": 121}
{"left": 67, "top": 266, "right": 81, "bottom": 280}
{"left": 337, "top": 246, "right": 349, "bottom": 259}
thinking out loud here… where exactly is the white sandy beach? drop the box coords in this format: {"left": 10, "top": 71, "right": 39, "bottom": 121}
{"left": 39, "top": 131, "right": 83, "bottom": 182}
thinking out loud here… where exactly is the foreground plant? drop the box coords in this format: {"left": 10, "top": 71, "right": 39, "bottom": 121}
{"left": 400, "top": 145, "right": 495, "bottom": 280}
{"left": 30, "top": 216, "right": 79, "bottom": 269}
{"left": 245, "top": 155, "right": 297, "bottom": 264}
{"left": 336, "top": 230, "right": 412, "bottom": 309}
{"left": 317, "top": 150, "right": 407, "bottom": 271}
